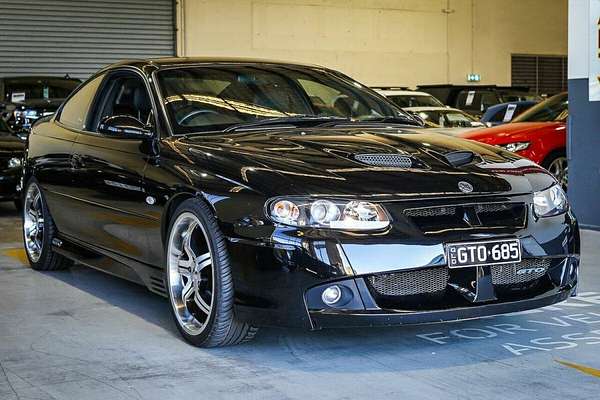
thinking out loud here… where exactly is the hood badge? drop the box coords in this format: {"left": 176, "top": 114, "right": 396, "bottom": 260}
{"left": 458, "top": 181, "right": 474, "bottom": 193}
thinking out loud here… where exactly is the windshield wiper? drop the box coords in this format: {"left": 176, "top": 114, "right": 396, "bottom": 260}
{"left": 223, "top": 115, "right": 352, "bottom": 132}
{"left": 357, "top": 116, "right": 422, "bottom": 126}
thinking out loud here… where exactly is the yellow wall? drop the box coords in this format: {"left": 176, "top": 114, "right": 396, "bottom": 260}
{"left": 177, "top": 0, "right": 567, "bottom": 87}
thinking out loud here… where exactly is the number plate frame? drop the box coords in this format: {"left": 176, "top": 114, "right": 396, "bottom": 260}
{"left": 445, "top": 238, "right": 522, "bottom": 269}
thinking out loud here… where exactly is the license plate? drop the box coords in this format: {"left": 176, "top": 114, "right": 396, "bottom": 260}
{"left": 445, "top": 239, "right": 521, "bottom": 268}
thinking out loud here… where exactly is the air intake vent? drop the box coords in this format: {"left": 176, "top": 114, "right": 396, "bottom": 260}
{"left": 491, "top": 259, "right": 551, "bottom": 286}
{"left": 149, "top": 275, "right": 167, "bottom": 298}
{"left": 367, "top": 266, "right": 449, "bottom": 296}
{"left": 354, "top": 153, "right": 414, "bottom": 168}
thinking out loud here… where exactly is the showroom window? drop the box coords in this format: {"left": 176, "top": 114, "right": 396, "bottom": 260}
{"left": 511, "top": 54, "right": 568, "bottom": 96}
{"left": 58, "top": 75, "right": 104, "bottom": 131}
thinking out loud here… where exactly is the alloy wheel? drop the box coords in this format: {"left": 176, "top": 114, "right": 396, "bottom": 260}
{"left": 547, "top": 156, "right": 568, "bottom": 191}
{"left": 167, "top": 212, "right": 215, "bottom": 336}
{"left": 23, "top": 183, "right": 44, "bottom": 263}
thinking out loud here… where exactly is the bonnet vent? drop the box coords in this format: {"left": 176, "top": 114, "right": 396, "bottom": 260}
{"left": 354, "top": 153, "right": 414, "bottom": 168}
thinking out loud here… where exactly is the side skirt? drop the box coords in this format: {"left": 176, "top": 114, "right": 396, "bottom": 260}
{"left": 52, "top": 234, "right": 168, "bottom": 298}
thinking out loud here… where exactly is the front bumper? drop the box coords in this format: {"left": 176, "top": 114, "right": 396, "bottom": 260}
{"left": 306, "top": 256, "right": 578, "bottom": 329}
{"left": 310, "top": 284, "right": 575, "bottom": 329}
{"left": 227, "top": 194, "right": 580, "bottom": 330}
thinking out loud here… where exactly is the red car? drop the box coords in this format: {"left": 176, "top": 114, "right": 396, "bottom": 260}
{"left": 459, "top": 92, "right": 568, "bottom": 189}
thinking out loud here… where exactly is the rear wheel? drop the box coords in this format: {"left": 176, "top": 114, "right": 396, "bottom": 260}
{"left": 22, "top": 179, "right": 72, "bottom": 271}
{"left": 165, "top": 198, "right": 258, "bottom": 347}
{"left": 542, "top": 151, "right": 567, "bottom": 191}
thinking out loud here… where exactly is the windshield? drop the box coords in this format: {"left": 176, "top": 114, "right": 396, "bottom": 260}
{"left": 413, "top": 109, "right": 479, "bottom": 128}
{"left": 157, "top": 65, "right": 412, "bottom": 134}
{"left": 512, "top": 92, "right": 568, "bottom": 123}
{"left": 386, "top": 94, "right": 444, "bottom": 108}
{"left": 3, "top": 77, "right": 81, "bottom": 102}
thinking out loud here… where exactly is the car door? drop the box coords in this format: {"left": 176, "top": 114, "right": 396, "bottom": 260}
{"left": 69, "top": 70, "right": 157, "bottom": 263}
{"left": 30, "top": 74, "right": 105, "bottom": 237}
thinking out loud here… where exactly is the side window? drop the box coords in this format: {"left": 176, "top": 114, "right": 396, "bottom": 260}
{"left": 92, "top": 74, "right": 153, "bottom": 133}
{"left": 489, "top": 109, "right": 505, "bottom": 123}
{"left": 58, "top": 75, "right": 104, "bottom": 130}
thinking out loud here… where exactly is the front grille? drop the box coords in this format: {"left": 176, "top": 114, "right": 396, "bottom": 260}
{"left": 367, "top": 266, "right": 449, "bottom": 296}
{"left": 491, "top": 258, "right": 550, "bottom": 286}
{"left": 403, "top": 202, "right": 527, "bottom": 233}
{"left": 354, "top": 153, "right": 414, "bottom": 168}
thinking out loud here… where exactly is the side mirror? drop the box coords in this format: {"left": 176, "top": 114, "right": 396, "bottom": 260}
{"left": 98, "top": 115, "right": 153, "bottom": 138}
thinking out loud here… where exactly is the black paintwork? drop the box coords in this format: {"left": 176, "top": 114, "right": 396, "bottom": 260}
{"left": 0, "top": 120, "right": 24, "bottom": 201}
{"left": 24, "top": 59, "right": 580, "bottom": 329}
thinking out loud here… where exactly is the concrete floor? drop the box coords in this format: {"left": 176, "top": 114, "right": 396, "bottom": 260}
{"left": 1, "top": 202, "right": 600, "bottom": 400}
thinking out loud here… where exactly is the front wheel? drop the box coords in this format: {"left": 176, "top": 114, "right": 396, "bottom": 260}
{"left": 165, "top": 198, "right": 258, "bottom": 347}
{"left": 542, "top": 152, "right": 568, "bottom": 191}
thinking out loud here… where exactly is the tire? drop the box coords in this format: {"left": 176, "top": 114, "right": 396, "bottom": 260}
{"left": 541, "top": 150, "right": 568, "bottom": 191}
{"left": 22, "top": 178, "right": 73, "bottom": 271}
{"left": 14, "top": 199, "right": 22, "bottom": 211}
{"left": 165, "top": 198, "right": 258, "bottom": 347}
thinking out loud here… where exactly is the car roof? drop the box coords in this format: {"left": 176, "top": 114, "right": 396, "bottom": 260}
{"left": 376, "top": 89, "right": 434, "bottom": 97}
{"left": 102, "top": 57, "right": 324, "bottom": 72}
{"left": 404, "top": 106, "right": 462, "bottom": 112}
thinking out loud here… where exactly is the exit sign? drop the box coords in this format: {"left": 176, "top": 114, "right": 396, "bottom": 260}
{"left": 467, "top": 73, "right": 481, "bottom": 82}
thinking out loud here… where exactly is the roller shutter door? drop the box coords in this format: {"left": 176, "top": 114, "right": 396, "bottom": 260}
{"left": 511, "top": 54, "right": 568, "bottom": 96}
{"left": 0, "top": 0, "right": 175, "bottom": 80}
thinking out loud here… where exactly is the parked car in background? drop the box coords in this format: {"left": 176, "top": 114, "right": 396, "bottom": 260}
{"left": 403, "top": 106, "right": 486, "bottom": 134}
{"left": 373, "top": 87, "right": 446, "bottom": 108}
{"left": 0, "top": 118, "right": 24, "bottom": 209}
{"left": 480, "top": 101, "right": 538, "bottom": 126}
{"left": 459, "top": 92, "right": 568, "bottom": 189}
{"left": 0, "top": 76, "right": 81, "bottom": 132}
{"left": 417, "top": 84, "right": 538, "bottom": 118}
{"left": 22, "top": 58, "right": 579, "bottom": 347}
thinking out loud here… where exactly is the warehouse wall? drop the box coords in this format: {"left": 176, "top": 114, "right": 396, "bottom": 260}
{"left": 176, "top": 0, "right": 567, "bottom": 87}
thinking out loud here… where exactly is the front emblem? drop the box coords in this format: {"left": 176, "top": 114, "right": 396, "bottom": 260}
{"left": 458, "top": 181, "right": 473, "bottom": 193}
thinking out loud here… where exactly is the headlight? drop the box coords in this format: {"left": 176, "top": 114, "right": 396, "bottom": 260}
{"left": 8, "top": 157, "right": 22, "bottom": 169}
{"left": 267, "top": 198, "right": 390, "bottom": 230}
{"left": 533, "top": 184, "right": 568, "bottom": 217}
{"left": 500, "top": 142, "right": 530, "bottom": 152}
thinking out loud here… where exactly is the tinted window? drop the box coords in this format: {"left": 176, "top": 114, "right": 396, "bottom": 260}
{"left": 157, "top": 65, "right": 407, "bottom": 134}
{"left": 3, "top": 77, "right": 81, "bottom": 102}
{"left": 92, "top": 74, "right": 152, "bottom": 133}
{"left": 387, "top": 94, "right": 444, "bottom": 108}
{"left": 512, "top": 93, "right": 568, "bottom": 123}
{"left": 58, "top": 75, "right": 104, "bottom": 131}
{"left": 456, "top": 90, "right": 500, "bottom": 111}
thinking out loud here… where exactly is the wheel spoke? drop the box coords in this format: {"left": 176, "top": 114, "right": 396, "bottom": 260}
{"left": 196, "top": 252, "right": 211, "bottom": 271}
{"left": 182, "top": 223, "right": 197, "bottom": 261}
{"left": 178, "top": 258, "right": 193, "bottom": 277}
{"left": 181, "top": 279, "right": 194, "bottom": 303}
{"left": 194, "top": 291, "right": 211, "bottom": 315}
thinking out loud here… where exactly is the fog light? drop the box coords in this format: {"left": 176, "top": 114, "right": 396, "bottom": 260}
{"left": 321, "top": 285, "right": 342, "bottom": 306}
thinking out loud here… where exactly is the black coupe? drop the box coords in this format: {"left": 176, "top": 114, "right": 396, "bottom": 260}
{"left": 22, "top": 58, "right": 580, "bottom": 347}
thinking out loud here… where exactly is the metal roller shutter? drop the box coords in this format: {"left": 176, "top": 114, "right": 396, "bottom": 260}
{"left": 0, "top": 0, "right": 175, "bottom": 80}
{"left": 511, "top": 54, "right": 567, "bottom": 96}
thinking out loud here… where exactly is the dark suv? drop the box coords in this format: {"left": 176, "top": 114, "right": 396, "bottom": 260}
{"left": 0, "top": 76, "right": 81, "bottom": 133}
{"left": 417, "top": 84, "right": 538, "bottom": 117}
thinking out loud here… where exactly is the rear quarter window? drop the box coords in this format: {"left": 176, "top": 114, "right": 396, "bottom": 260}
{"left": 58, "top": 75, "right": 104, "bottom": 131}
